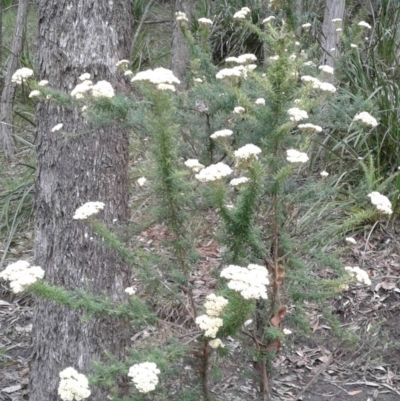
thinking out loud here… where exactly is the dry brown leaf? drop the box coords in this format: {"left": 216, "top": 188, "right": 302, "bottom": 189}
{"left": 270, "top": 305, "right": 287, "bottom": 327}
{"left": 347, "top": 389, "right": 362, "bottom": 395}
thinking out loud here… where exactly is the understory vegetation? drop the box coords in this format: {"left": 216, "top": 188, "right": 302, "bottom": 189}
{"left": 1, "top": 1, "right": 400, "bottom": 400}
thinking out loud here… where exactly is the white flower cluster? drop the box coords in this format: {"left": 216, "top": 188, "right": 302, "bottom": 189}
{"left": 255, "top": 98, "right": 265, "bottom": 105}
{"left": 230, "top": 177, "right": 249, "bottom": 187}
{"left": 220, "top": 264, "right": 269, "bottom": 299}
{"left": 302, "top": 23, "right": 312, "bottom": 30}
{"left": 234, "top": 144, "right": 262, "bottom": 164}
{"left": 137, "top": 177, "right": 147, "bottom": 186}
{"left": 73, "top": 201, "right": 105, "bottom": 220}
{"left": 367, "top": 191, "right": 392, "bottom": 215}
{"left": 79, "top": 73, "right": 91, "bottom": 81}
{"left": 353, "top": 111, "right": 378, "bottom": 127}
{"left": 195, "top": 162, "right": 232, "bottom": 182}
{"left": 125, "top": 287, "right": 136, "bottom": 295}
{"left": 303, "top": 61, "right": 316, "bottom": 67}
{"left": 286, "top": 149, "right": 309, "bottom": 163}
{"left": 38, "top": 80, "right": 49, "bottom": 86}
{"left": 263, "top": 16, "right": 276, "bottom": 23}
{"left": 320, "top": 171, "right": 329, "bottom": 177}
{"left": 198, "top": 17, "right": 213, "bottom": 26}
{"left": 226, "top": 54, "right": 257, "bottom": 64}
{"left": 216, "top": 65, "right": 248, "bottom": 80}
{"left": 196, "top": 292, "right": 227, "bottom": 339}
{"left": 210, "top": 129, "right": 233, "bottom": 140}
{"left": 157, "top": 83, "right": 176, "bottom": 92}
{"left": 52, "top": 123, "right": 63, "bottom": 132}
{"left": 204, "top": 294, "right": 229, "bottom": 316}
{"left": 91, "top": 80, "right": 115, "bottom": 98}
{"left": 71, "top": 80, "right": 93, "bottom": 99}
{"left": 131, "top": 67, "right": 180, "bottom": 91}
{"left": 233, "top": 7, "right": 251, "bottom": 20}
{"left": 11, "top": 68, "right": 34, "bottom": 84}
{"left": 184, "top": 159, "right": 205, "bottom": 172}
{"left": 0, "top": 260, "right": 44, "bottom": 294}
{"left": 128, "top": 362, "right": 160, "bottom": 393}
{"left": 116, "top": 59, "right": 129, "bottom": 68}
{"left": 301, "top": 76, "right": 336, "bottom": 93}
{"left": 195, "top": 315, "right": 224, "bottom": 338}
{"left": 298, "top": 123, "right": 322, "bottom": 133}
{"left": 358, "top": 21, "right": 371, "bottom": 29}
{"left": 176, "top": 11, "right": 188, "bottom": 23}
{"left": 233, "top": 106, "right": 245, "bottom": 114}
{"left": 318, "top": 65, "right": 334, "bottom": 75}
{"left": 344, "top": 266, "right": 371, "bottom": 286}
{"left": 58, "top": 367, "right": 91, "bottom": 401}
{"left": 29, "top": 90, "right": 41, "bottom": 98}
{"left": 316, "top": 82, "right": 336, "bottom": 94}
{"left": 209, "top": 338, "right": 225, "bottom": 348}
{"left": 287, "top": 107, "right": 308, "bottom": 122}
{"left": 269, "top": 55, "right": 279, "bottom": 61}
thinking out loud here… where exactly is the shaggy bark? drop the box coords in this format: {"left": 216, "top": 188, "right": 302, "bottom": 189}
{"left": 0, "top": 0, "right": 28, "bottom": 160}
{"left": 30, "top": 1, "right": 133, "bottom": 400}
{"left": 321, "top": 0, "right": 345, "bottom": 68}
{"left": 0, "top": 1, "right": 2, "bottom": 71}
{"left": 171, "top": 0, "right": 193, "bottom": 83}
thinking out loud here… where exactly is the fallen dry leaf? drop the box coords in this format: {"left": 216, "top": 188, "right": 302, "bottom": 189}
{"left": 347, "top": 389, "right": 362, "bottom": 395}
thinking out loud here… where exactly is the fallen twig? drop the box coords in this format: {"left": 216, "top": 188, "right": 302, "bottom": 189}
{"left": 294, "top": 354, "right": 333, "bottom": 400}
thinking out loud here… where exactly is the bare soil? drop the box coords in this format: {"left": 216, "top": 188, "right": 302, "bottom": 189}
{"left": 1, "top": 225, "right": 399, "bottom": 401}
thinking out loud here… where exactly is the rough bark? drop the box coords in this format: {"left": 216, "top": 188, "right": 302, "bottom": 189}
{"left": 30, "top": 1, "right": 133, "bottom": 400}
{"left": 0, "top": 0, "right": 28, "bottom": 160}
{"left": 320, "top": 0, "right": 345, "bottom": 68}
{"left": 171, "top": 0, "right": 193, "bottom": 83}
{"left": 0, "top": 0, "right": 2, "bottom": 72}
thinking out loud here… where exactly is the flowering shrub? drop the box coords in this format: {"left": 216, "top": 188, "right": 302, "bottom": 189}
{"left": 5, "top": 4, "right": 399, "bottom": 401}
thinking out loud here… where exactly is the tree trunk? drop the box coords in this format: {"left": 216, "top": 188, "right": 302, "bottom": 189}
{"left": 0, "top": 0, "right": 2, "bottom": 74}
{"left": 171, "top": 0, "right": 193, "bottom": 83}
{"left": 30, "top": 1, "right": 133, "bottom": 400}
{"left": 0, "top": 0, "right": 28, "bottom": 160}
{"left": 320, "top": 0, "right": 345, "bottom": 68}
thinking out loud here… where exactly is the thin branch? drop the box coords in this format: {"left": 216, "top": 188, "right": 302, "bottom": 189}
{"left": 294, "top": 354, "right": 333, "bottom": 400}
{"left": 144, "top": 19, "right": 171, "bottom": 25}
{"left": 130, "top": 0, "right": 157, "bottom": 58}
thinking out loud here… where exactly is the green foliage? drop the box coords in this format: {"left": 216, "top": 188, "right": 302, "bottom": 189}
{"left": 0, "top": 165, "right": 34, "bottom": 267}
{"left": 4, "top": 2, "right": 400, "bottom": 400}
{"left": 336, "top": 0, "right": 400, "bottom": 172}
{"left": 31, "top": 281, "right": 155, "bottom": 325}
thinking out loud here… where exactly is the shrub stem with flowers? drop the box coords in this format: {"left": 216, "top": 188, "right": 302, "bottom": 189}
{"left": 2, "top": 5, "right": 398, "bottom": 401}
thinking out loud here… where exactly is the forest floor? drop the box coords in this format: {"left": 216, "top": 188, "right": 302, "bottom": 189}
{"left": 1, "top": 221, "right": 399, "bottom": 401}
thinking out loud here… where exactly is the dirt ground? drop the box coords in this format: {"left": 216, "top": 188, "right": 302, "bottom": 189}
{"left": 1, "top": 225, "right": 399, "bottom": 401}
